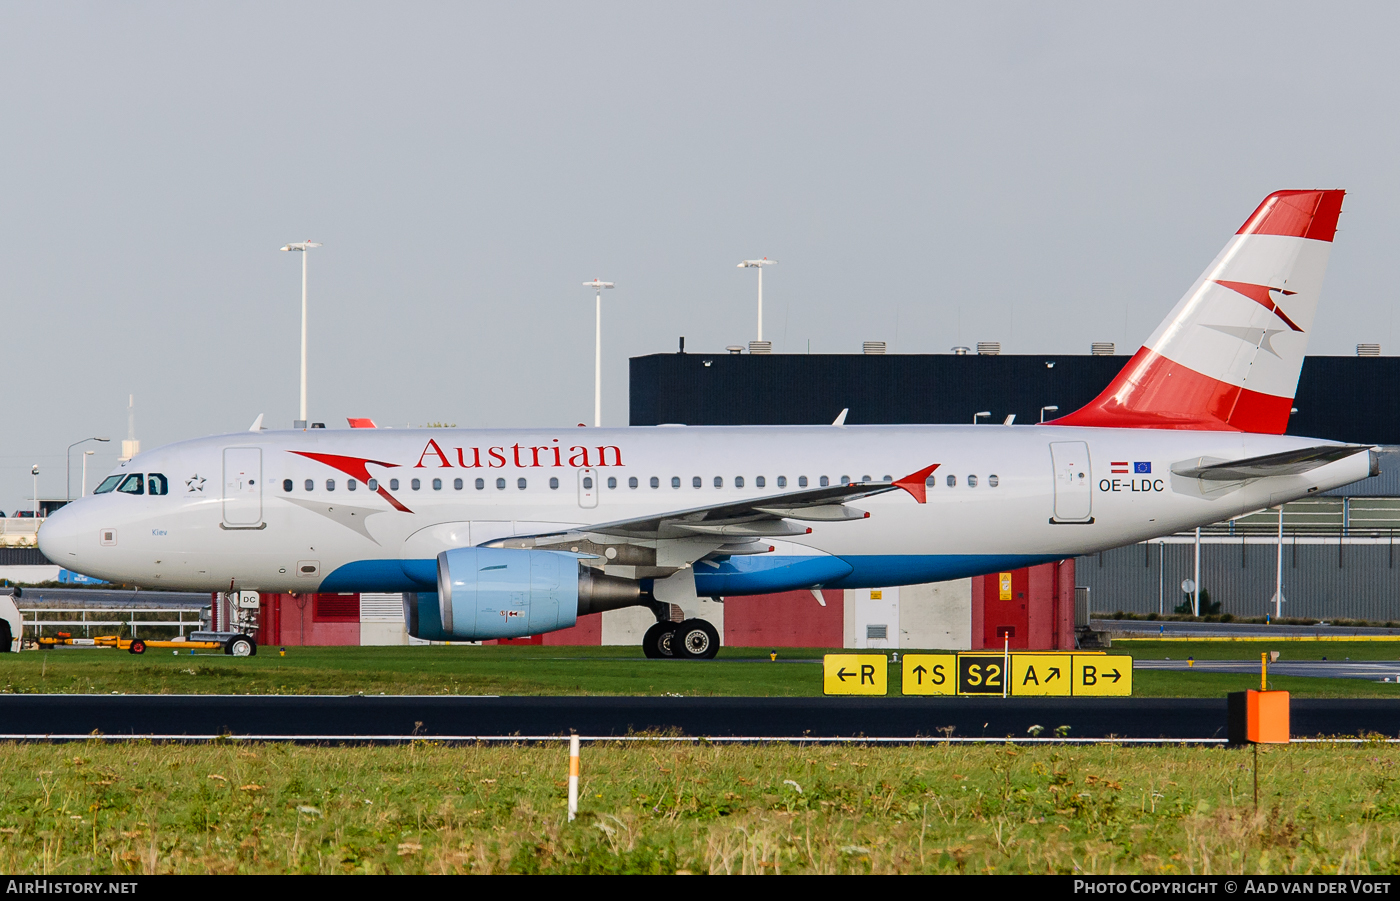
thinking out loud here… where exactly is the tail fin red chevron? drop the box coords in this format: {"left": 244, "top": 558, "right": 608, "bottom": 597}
{"left": 1052, "top": 190, "right": 1344, "bottom": 433}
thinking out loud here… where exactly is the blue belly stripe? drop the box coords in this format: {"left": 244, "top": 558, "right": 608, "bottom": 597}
{"left": 321, "top": 553, "right": 1059, "bottom": 595}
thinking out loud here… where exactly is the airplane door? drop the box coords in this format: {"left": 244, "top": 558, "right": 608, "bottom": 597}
{"left": 222, "top": 447, "right": 264, "bottom": 527}
{"left": 577, "top": 468, "right": 598, "bottom": 508}
{"left": 1049, "top": 441, "right": 1093, "bottom": 523}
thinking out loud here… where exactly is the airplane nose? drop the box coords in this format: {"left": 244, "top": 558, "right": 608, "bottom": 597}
{"left": 37, "top": 503, "right": 81, "bottom": 566}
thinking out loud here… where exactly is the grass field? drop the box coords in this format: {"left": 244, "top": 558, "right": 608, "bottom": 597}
{"left": 3, "top": 643, "right": 1400, "bottom": 697}
{"left": 3, "top": 740, "right": 1400, "bottom": 874}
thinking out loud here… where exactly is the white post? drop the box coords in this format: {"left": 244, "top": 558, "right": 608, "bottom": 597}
{"left": 300, "top": 248, "right": 308, "bottom": 424}
{"left": 1002, "top": 634, "right": 1010, "bottom": 699}
{"left": 31, "top": 469, "right": 38, "bottom": 518}
{"left": 594, "top": 289, "right": 602, "bottom": 428}
{"left": 1158, "top": 540, "right": 1164, "bottom": 616}
{"left": 757, "top": 265, "right": 763, "bottom": 343}
{"left": 567, "top": 734, "right": 580, "bottom": 822}
{"left": 1273, "top": 505, "right": 1285, "bottom": 618}
{"left": 1193, "top": 527, "right": 1201, "bottom": 616}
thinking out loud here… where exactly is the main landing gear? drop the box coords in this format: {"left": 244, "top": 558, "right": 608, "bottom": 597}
{"left": 643, "top": 618, "right": 720, "bottom": 660}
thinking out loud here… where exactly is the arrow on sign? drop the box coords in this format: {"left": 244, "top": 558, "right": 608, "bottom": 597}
{"left": 837, "top": 668, "right": 853, "bottom": 682}
{"left": 1047, "top": 667, "right": 1061, "bottom": 682}
{"left": 912, "top": 664, "right": 927, "bottom": 683}
{"left": 1107, "top": 670, "right": 1122, "bottom": 683}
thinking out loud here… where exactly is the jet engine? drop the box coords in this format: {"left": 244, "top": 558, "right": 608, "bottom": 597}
{"left": 403, "top": 547, "right": 644, "bottom": 641}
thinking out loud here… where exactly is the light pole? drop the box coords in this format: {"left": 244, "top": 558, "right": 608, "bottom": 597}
{"left": 280, "top": 240, "right": 322, "bottom": 428}
{"left": 82, "top": 450, "right": 95, "bottom": 497}
{"left": 1040, "top": 405, "right": 1059, "bottom": 423}
{"left": 973, "top": 411, "right": 991, "bottom": 424}
{"left": 737, "top": 258, "right": 777, "bottom": 343}
{"left": 30, "top": 466, "right": 38, "bottom": 518}
{"left": 67, "top": 437, "right": 110, "bottom": 502}
{"left": 582, "top": 279, "right": 614, "bottom": 428}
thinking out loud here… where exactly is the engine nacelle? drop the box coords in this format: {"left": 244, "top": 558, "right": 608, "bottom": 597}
{"left": 414, "top": 546, "right": 646, "bottom": 641}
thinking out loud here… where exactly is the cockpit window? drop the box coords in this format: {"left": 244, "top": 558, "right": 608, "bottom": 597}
{"left": 147, "top": 474, "right": 168, "bottom": 496}
{"left": 116, "top": 474, "right": 145, "bottom": 495}
{"left": 94, "top": 475, "right": 123, "bottom": 494}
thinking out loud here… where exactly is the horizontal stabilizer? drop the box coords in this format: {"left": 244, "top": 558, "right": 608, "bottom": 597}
{"left": 1171, "top": 444, "right": 1373, "bottom": 481}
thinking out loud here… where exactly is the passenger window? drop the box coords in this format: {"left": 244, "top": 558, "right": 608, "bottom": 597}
{"left": 671, "top": 477, "right": 681, "bottom": 488}
{"left": 968, "top": 475, "right": 978, "bottom": 487}
{"left": 860, "top": 475, "right": 870, "bottom": 483}
{"left": 819, "top": 476, "right": 829, "bottom": 487}
{"left": 497, "top": 478, "right": 507, "bottom": 490}
{"left": 779, "top": 476, "right": 789, "bottom": 488}
{"left": 735, "top": 476, "right": 745, "bottom": 488}
{"left": 283, "top": 479, "right": 294, "bottom": 492}
{"left": 925, "top": 475, "right": 937, "bottom": 487}
{"left": 550, "top": 477, "right": 559, "bottom": 489}
{"left": 410, "top": 479, "right": 419, "bottom": 491}
{"left": 756, "top": 476, "right": 765, "bottom": 488}
{"left": 432, "top": 478, "right": 442, "bottom": 490}
{"left": 713, "top": 476, "right": 723, "bottom": 488}
{"left": 692, "top": 476, "right": 702, "bottom": 488}
{"left": 796, "top": 476, "right": 805, "bottom": 488}
{"left": 947, "top": 474, "right": 957, "bottom": 487}
{"left": 368, "top": 479, "right": 378, "bottom": 491}
{"left": 582, "top": 477, "right": 593, "bottom": 489}
{"left": 651, "top": 477, "right": 660, "bottom": 488}
{"left": 840, "top": 476, "right": 850, "bottom": 486}
{"left": 348, "top": 479, "right": 358, "bottom": 491}
{"left": 147, "top": 474, "right": 168, "bottom": 495}
{"left": 454, "top": 478, "right": 463, "bottom": 490}
{"left": 326, "top": 479, "right": 336, "bottom": 491}
{"left": 389, "top": 479, "right": 399, "bottom": 491}
{"left": 94, "top": 475, "right": 123, "bottom": 494}
{"left": 882, "top": 475, "right": 892, "bottom": 482}
{"left": 117, "top": 474, "right": 144, "bottom": 495}
{"left": 517, "top": 478, "right": 527, "bottom": 490}
{"left": 475, "top": 478, "right": 485, "bottom": 490}
{"left": 607, "top": 477, "right": 617, "bottom": 489}
{"left": 989, "top": 474, "right": 999, "bottom": 487}
{"left": 629, "top": 477, "right": 638, "bottom": 489}
{"left": 305, "top": 479, "right": 314, "bottom": 491}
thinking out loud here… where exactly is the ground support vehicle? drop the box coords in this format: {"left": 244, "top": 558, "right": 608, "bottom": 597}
{"left": 36, "top": 630, "right": 257, "bottom": 656}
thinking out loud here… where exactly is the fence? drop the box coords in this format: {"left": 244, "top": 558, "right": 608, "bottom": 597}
{"left": 19, "top": 607, "right": 205, "bottom": 639}
{"left": 1077, "top": 536, "right": 1400, "bottom": 621}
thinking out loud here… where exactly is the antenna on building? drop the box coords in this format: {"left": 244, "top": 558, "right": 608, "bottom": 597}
{"left": 120, "top": 395, "right": 140, "bottom": 461}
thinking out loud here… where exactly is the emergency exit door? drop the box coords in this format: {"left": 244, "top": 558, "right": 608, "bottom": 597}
{"left": 1049, "top": 441, "right": 1093, "bottom": 523}
{"left": 222, "top": 447, "right": 263, "bottom": 527}
{"left": 577, "top": 468, "right": 598, "bottom": 508}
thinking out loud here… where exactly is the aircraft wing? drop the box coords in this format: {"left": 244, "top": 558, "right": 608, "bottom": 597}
{"left": 501, "top": 463, "right": 939, "bottom": 543}
{"left": 1171, "top": 444, "right": 1374, "bottom": 481}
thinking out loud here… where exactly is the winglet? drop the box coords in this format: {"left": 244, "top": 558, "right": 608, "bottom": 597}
{"left": 832, "top": 408, "right": 848, "bottom": 427}
{"left": 893, "top": 463, "right": 940, "bottom": 504}
{"left": 248, "top": 414, "right": 265, "bottom": 432}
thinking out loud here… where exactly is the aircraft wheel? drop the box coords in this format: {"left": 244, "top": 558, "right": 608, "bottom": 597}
{"left": 128, "top": 639, "right": 146, "bottom": 655}
{"left": 673, "top": 619, "right": 720, "bottom": 660}
{"left": 642, "top": 622, "right": 675, "bottom": 659}
{"left": 226, "top": 635, "right": 257, "bottom": 657}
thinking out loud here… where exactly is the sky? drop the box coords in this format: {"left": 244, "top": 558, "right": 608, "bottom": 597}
{"left": 2, "top": 2, "right": 1399, "bottom": 511}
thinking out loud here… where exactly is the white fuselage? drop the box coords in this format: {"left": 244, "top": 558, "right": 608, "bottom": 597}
{"left": 36, "top": 423, "right": 1372, "bottom": 595}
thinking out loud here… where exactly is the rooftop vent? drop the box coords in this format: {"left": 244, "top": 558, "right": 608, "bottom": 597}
{"left": 748, "top": 340, "right": 772, "bottom": 354}
{"left": 977, "top": 342, "right": 1000, "bottom": 356}
{"left": 863, "top": 341, "right": 886, "bottom": 355}
{"left": 951, "top": 346, "right": 970, "bottom": 355}
{"left": 725, "top": 345, "right": 744, "bottom": 354}
{"left": 1091, "top": 342, "right": 1116, "bottom": 356}
{"left": 1358, "top": 343, "right": 1381, "bottom": 357}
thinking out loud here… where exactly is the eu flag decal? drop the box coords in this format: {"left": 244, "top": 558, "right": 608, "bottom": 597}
{"left": 1134, "top": 462, "right": 1152, "bottom": 474}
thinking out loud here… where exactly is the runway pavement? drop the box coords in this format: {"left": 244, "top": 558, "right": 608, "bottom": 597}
{"left": 1136, "top": 658, "right": 1400, "bottom": 682}
{"left": 1, "top": 694, "right": 1399, "bottom": 741}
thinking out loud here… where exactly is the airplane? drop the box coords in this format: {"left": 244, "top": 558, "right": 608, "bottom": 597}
{"left": 38, "top": 189, "right": 1374, "bottom": 659}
